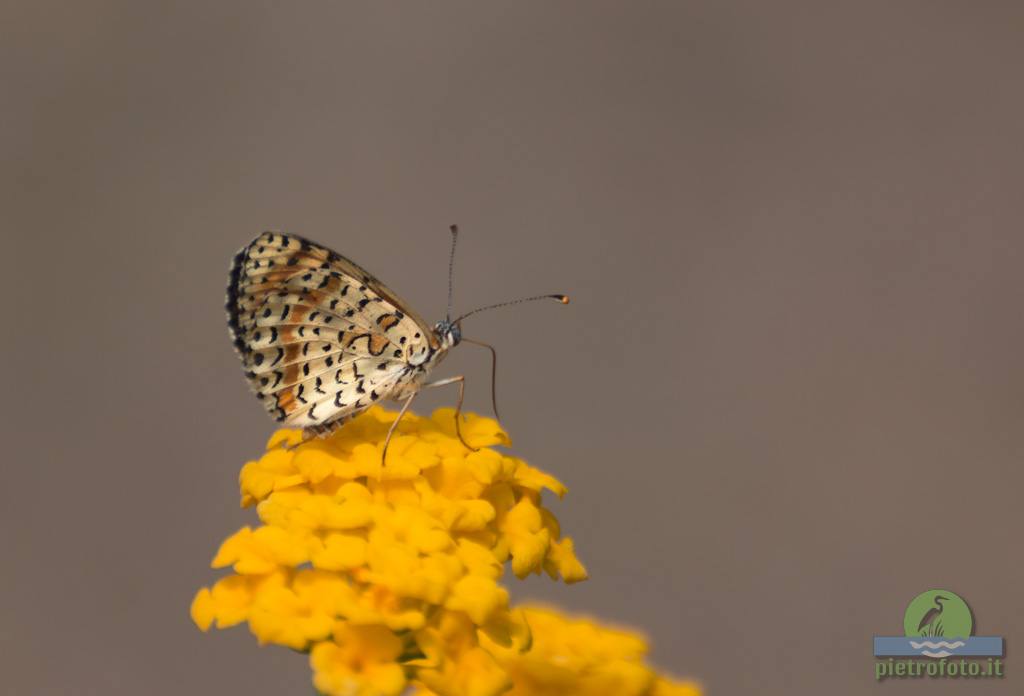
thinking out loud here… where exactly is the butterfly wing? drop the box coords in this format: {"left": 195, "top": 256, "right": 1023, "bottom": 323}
{"left": 227, "top": 232, "right": 439, "bottom": 428}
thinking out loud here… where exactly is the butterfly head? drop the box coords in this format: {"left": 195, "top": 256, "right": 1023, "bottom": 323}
{"left": 433, "top": 318, "right": 462, "bottom": 350}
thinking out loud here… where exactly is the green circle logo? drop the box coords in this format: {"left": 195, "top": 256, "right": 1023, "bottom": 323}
{"left": 903, "top": 589, "right": 973, "bottom": 638}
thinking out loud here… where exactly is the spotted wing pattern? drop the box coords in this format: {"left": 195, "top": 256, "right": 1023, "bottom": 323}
{"left": 227, "top": 232, "right": 438, "bottom": 429}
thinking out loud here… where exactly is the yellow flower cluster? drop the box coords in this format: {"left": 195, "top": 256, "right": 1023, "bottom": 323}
{"left": 191, "top": 407, "right": 589, "bottom": 696}
{"left": 414, "top": 605, "right": 702, "bottom": 696}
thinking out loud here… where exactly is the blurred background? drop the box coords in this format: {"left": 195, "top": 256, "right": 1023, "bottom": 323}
{"left": 3, "top": 2, "right": 1023, "bottom": 694}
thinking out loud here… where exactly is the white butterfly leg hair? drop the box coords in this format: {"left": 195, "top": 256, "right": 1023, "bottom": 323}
{"left": 381, "top": 375, "right": 479, "bottom": 466}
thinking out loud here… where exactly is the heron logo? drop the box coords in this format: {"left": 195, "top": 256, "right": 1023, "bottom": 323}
{"left": 903, "top": 590, "right": 973, "bottom": 645}
{"left": 873, "top": 589, "right": 1005, "bottom": 681}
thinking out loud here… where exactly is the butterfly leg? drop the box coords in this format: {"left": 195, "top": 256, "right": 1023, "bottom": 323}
{"left": 381, "top": 392, "right": 418, "bottom": 467}
{"left": 422, "top": 375, "right": 480, "bottom": 453}
{"left": 459, "top": 337, "right": 501, "bottom": 423}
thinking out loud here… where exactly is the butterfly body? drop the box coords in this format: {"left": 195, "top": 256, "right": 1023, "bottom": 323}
{"left": 227, "top": 231, "right": 459, "bottom": 436}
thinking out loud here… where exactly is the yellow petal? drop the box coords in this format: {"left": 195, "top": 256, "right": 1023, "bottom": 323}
{"left": 239, "top": 446, "right": 303, "bottom": 505}
{"left": 652, "top": 678, "right": 704, "bottom": 696}
{"left": 514, "top": 462, "right": 568, "bottom": 497}
{"left": 502, "top": 500, "right": 550, "bottom": 577}
{"left": 190, "top": 588, "right": 215, "bottom": 631}
{"left": 544, "top": 536, "right": 589, "bottom": 584}
{"left": 312, "top": 532, "right": 368, "bottom": 571}
{"left": 444, "top": 575, "right": 509, "bottom": 625}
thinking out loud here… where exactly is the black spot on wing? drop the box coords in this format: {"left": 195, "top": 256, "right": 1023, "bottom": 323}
{"left": 226, "top": 246, "right": 249, "bottom": 355}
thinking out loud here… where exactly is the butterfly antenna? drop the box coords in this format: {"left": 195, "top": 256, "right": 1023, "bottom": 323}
{"left": 446, "top": 224, "right": 459, "bottom": 321}
{"left": 453, "top": 294, "right": 569, "bottom": 324}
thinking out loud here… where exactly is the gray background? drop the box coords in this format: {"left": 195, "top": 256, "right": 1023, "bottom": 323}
{"left": 3, "top": 2, "right": 1022, "bottom": 694}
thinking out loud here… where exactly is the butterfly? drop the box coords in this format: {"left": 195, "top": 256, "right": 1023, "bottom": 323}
{"left": 226, "top": 226, "right": 568, "bottom": 460}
